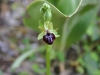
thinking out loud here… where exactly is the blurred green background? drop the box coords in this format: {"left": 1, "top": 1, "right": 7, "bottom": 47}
{"left": 0, "top": 0, "right": 100, "bottom": 75}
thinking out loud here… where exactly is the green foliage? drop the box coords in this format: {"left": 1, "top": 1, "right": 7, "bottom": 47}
{"left": 11, "top": 46, "right": 45, "bottom": 69}
{"left": 56, "top": 51, "right": 65, "bottom": 62}
{"left": 23, "top": 0, "right": 67, "bottom": 34}
{"left": 57, "top": 0, "right": 82, "bottom": 16}
{"left": 18, "top": 72, "right": 29, "bottom": 75}
{"left": 23, "top": 0, "right": 100, "bottom": 50}
{"left": 32, "top": 63, "right": 46, "bottom": 74}
{"left": 76, "top": 66, "right": 84, "bottom": 74}
{"left": 0, "top": 70, "right": 3, "bottom": 75}
{"left": 66, "top": 5, "right": 99, "bottom": 47}
{"left": 77, "top": 51, "right": 100, "bottom": 75}
{"left": 82, "top": 0, "right": 98, "bottom": 6}
{"left": 32, "top": 64, "right": 40, "bottom": 73}
{"left": 84, "top": 52, "right": 99, "bottom": 75}
{"left": 23, "top": 0, "right": 83, "bottom": 49}
{"left": 45, "top": 0, "right": 60, "bottom": 6}
{"left": 86, "top": 18, "right": 100, "bottom": 41}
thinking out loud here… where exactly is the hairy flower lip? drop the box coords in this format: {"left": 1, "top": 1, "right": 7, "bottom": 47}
{"left": 43, "top": 31, "right": 56, "bottom": 45}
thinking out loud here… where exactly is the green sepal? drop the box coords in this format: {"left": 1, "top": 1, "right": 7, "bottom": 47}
{"left": 50, "top": 30, "right": 57, "bottom": 35}
{"left": 44, "top": 23, "right": 48, "bottom": 30}
{"left": 38, "top": 26, "right": 45, "bottom": 31}
{"left": 48, "top": 22, "right": 53, "bottom": 30}
{"left": 39, "top": 20, "right": 43, "bottom": 27}
{"left": 55, "top": 35, "right": 60, "bottom": 37}
{"left": 37, "top": 31, "right": 45, "bottom": 40}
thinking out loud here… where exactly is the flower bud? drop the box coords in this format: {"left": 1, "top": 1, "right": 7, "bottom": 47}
{"left": 43, "top": 3, "right": 50, "bottom": 10}
{"left": 40, "top": 7, "right": 44, "bottom": 15}
{"left": 43, "top": 9, "right": 52, "bottom": 22}
{"left": 40, "top": 3, "right": 52, "bottom": 22}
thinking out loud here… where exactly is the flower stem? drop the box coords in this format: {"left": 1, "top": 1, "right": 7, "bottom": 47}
{"left": 46, "top": 45, "right": 52, "bottom": 75}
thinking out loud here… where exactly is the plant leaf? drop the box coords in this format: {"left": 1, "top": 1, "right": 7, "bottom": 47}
{"left": 66, "top": 4, "right": 99, "bottom": 47}
{"left": 11, "top": 46, "right": 45, "bottom": 69}
{"left": 82, "top": 0, "right": 98, "bottom": 6}
{"left": 57, "top": 0, "right": 82, "bottom": 17}
{"left": 45, "top": 0, "right": 60, "bottom": 6}
{"left": 84, "top": 52, "right": 99, "bottom": 75}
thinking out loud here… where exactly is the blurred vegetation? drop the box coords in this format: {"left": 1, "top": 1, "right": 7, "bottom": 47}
{"left": 0, "top": 0, "right": 100, "bottom": 75}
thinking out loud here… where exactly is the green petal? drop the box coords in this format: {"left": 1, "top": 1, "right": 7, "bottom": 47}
{"left": 50, "top": 30, "right": 57, "bottom": 34}
{"left": 37, "top": 31, "right": 45, "bottom": 40}
{"left": 48, "top": 22, "right": 53, "bottom": 30}
{"left": 38, "top": 26, "right": 45, "bottom": 31}
{"left": 44, "top": 23, "right": 48, "bottom": 30}
{"left": 55, "top": 35, "right": 60, "bottom": 37}
{"left": 39, "top": 20, "right": 43, "bottom": 27}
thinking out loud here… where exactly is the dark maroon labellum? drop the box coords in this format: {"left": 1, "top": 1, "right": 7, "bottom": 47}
{"left": 43, "top": 32, "right": 55, "bottom": 45}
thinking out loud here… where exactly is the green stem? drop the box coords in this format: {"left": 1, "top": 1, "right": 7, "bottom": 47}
{"left": 46, "top": 45, "right": 52, "bottom": 75}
